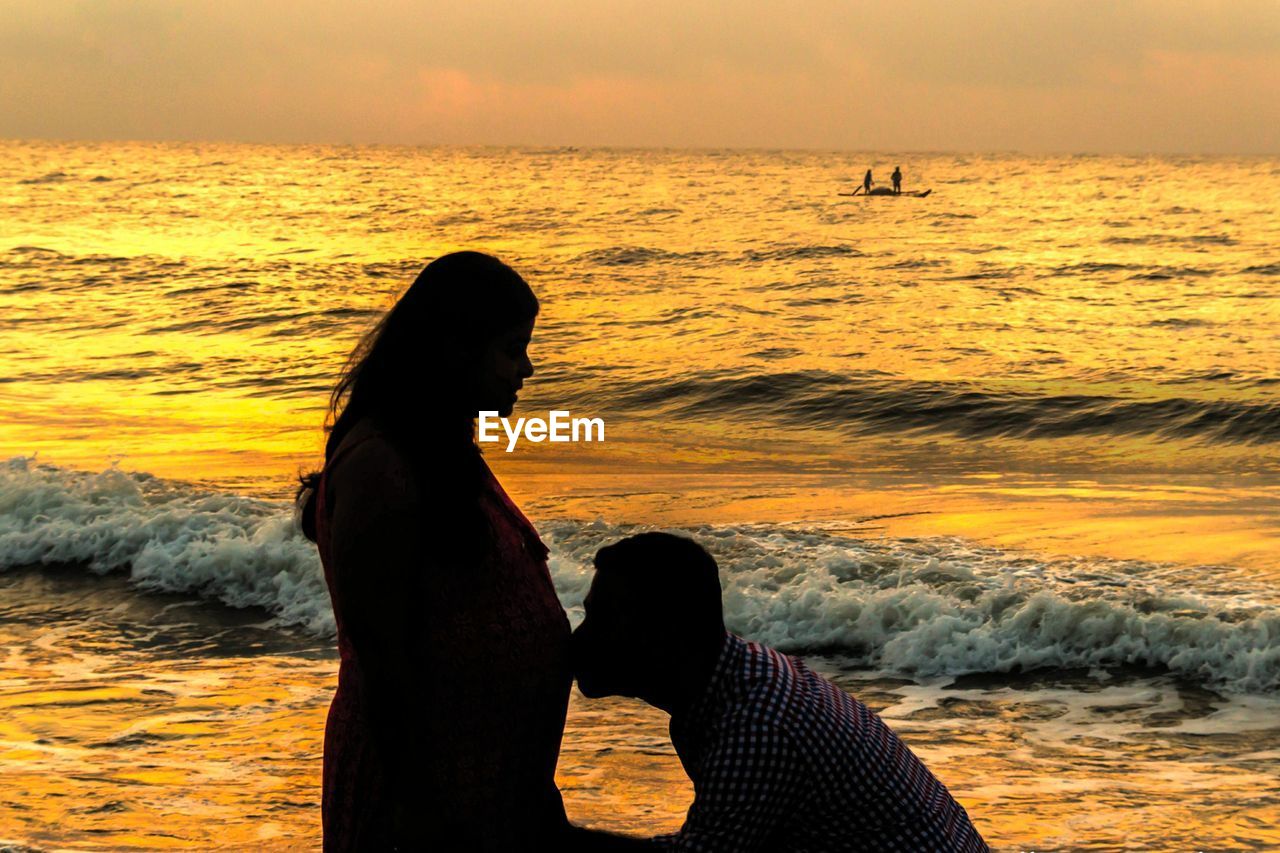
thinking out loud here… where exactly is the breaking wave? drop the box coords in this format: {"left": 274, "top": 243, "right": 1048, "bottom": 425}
{"left": 3, "top": 456, "right": 1276, "bottom": 694}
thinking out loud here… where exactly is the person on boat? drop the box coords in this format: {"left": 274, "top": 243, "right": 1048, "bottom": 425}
{"left": 295, "top": 251, "right": 573, "bottom": 851}
{"left": 565, "top": 533, "right": 990, "bottom": 852}
{"left": 892, "top": 166, "right": 902, "bottom": 195}
{"left": 863, "top": 168, "right": 874, "bottom": 194}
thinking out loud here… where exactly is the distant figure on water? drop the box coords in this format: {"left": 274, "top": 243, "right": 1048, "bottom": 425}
{"left": 892, "top": 165, "right": 902, "bottom": 195}
{"left": 567, "top": 533, "right": 991, "bottom": 852}
{"left": 296, "top": 252, "right": 573, "bottom": 851}
{"left": 863, "top": 168, "right": 874, "bottom": 195}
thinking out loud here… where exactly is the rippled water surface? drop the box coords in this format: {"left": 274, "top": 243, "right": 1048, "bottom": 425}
{"left": 1, "top": 142, "right": 1278, "bottom": 849}
{"left": 3, "top": 142, "right": 1278, "bottom": 492}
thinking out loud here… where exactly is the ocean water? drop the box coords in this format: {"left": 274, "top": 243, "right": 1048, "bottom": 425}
{"left": 1, "top": 141, "right": 1278, "bottom": 849}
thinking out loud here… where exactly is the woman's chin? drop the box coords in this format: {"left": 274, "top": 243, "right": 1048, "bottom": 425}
{"left": 473, "top": 388, "right": 519, "bottom": 418}
{"left": 477, "top": 399, "right": 516, "bottom": 418}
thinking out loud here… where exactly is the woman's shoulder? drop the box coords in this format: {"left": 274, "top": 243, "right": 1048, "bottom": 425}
{"left": 325, "top": 417, "right": 420, "bottom": 508}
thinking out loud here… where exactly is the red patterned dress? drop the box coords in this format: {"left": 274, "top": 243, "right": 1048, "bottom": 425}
{"left": 314, "top": 431, "right": 572, "bottom": 850}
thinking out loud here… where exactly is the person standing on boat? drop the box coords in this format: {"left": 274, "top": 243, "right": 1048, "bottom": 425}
{"left": 892, "top": 166, "right": 902, "bottom": 195}
{"left": 862, "top": 168, "right": 873, "bottom": 195}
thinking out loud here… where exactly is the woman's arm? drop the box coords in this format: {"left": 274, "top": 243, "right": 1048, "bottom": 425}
{"left": 326, "top": 436, "right": 442, "bottom": 841}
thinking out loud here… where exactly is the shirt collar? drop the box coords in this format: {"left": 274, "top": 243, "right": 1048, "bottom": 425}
{"left": 678, "top": 631, "right": 747, "bottom": 733}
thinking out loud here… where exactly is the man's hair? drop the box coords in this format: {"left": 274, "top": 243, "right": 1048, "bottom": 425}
{"left": 593, "top": 532, "right": 726, "bottom": 637}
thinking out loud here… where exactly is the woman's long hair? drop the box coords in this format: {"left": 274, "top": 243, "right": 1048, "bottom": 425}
{"left": 294, "top": 251, "right": 539, "bottom": 549}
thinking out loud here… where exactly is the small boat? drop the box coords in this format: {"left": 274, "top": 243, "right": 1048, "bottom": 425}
{"left": 838, "top": 188, "right": 932, "bottom": 197}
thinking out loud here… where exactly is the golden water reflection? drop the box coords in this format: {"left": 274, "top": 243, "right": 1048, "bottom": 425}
{"left": 3, "top": 143, "right": 1280, "bottom": 850}
{"left": 2, "top": 569, "right": 1277, "bottom": 850}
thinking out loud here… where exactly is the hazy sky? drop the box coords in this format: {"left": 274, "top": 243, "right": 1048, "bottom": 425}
{"left": 3, "top": 0, "right": 1278, "bottom": 154}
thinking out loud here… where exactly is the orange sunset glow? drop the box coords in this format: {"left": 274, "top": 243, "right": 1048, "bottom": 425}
{"left": 1, "top": 2, "right": 1278, "bottom": 851}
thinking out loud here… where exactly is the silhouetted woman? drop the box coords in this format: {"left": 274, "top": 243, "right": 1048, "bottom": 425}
{"left": 295, "top": 252, "right": 572, "bottom": 851}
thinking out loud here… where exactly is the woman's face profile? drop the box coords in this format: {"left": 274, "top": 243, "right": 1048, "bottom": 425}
{"left": 473, "top": 316, "right": 536, "bottom": 417}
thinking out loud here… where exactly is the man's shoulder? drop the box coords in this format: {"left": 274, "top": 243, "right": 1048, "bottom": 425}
{"left": 727, "top": 641, "right": 817, "bottom": 724}
{"left": 736, "top": 639, "right": 823, "bottom": 699}
{"left": 729, "top": 639, "right": 864, "bottom": 739}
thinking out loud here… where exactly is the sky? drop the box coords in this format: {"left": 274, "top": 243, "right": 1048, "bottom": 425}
{"left": 2, "top": 0, "right": 1278, "bottom": 154}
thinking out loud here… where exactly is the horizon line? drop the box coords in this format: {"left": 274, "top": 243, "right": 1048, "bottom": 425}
{"left": 2, "top": 134, "right": 1277, "bottom": 160}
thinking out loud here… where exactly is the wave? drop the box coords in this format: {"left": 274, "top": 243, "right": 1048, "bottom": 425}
{"left": 573, "top": 246, "right": 699, "bottom": 266}
{"left": 17, "top": 171, "right": 70, "bottom": 185}
{"left": 0, "top": 456, "right": 331, "bottom": 635}
{"left": 593, "top": 370, "right": 1280, "bottom": 445}
{"left": 740, "top": 244, "right": 862, "bottom": 262}
{"left": 544, "top": 519, "right": 1280, "bottom": 695}
{"left": 2, "top": 457, "right": 1277, "bottom": 694}
{"left": 573, "top": 243, "right": 862, "bottom": 268}
{"left": 1048, "top": 261, "right": 1135, "bottom": 276}
{"left": 1127, "top": 266, "right": 1212, "bottom": 280}
{"left": 1102, "top": 234, "right": 1236, "bottom": 247}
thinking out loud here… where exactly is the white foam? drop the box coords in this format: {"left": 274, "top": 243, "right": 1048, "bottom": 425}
{"left": 539, "top": 519, "right": 1280, "bottom": 695}
{"left": 3, "top": 456, "right": 1277, "bottom": 694}
{"left": 0, "top": 456, "right": 334, "bottom": 636}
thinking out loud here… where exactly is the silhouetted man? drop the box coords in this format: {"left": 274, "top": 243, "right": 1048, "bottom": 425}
{"left": 892, "top": 165, "right": 903, "bottom": 194}
{"left": 863, "top": 168, "right": 874, "bottom": 194}
{"left": 566, "top": 532, "right": 989, "bottom": 853}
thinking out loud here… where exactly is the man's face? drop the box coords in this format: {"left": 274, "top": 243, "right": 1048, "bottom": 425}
{"left": 571, "top": 568, "right": 650, "bottom": 699}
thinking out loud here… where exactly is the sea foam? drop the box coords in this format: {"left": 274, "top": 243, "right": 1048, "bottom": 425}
{"left": 0, "top": 456, "right": 331, "bottom": 635}
{"left": 2, "top": 456, "right": 1276, "bottom": 694}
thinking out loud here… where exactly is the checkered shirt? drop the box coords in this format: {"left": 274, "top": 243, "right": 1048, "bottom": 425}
{"left": 654, "top": 633, "right": 989, "bottom": 853}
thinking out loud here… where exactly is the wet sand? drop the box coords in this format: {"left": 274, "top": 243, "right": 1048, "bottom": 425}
{"left": 3, "top": 565, "right": 1278, "bottom": 851}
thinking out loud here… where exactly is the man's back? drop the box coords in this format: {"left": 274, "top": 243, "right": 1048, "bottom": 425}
{"left": 661, "top": 634, "right": 989, "bottom": 852}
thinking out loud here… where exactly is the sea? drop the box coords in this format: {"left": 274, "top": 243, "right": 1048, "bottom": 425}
{"left": 1, "top": 140, "right": 1278, "bottom": 850}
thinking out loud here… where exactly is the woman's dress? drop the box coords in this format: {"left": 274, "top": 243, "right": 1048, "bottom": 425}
{"left": 314, "top": 431, "right": 572, "bottom": 850}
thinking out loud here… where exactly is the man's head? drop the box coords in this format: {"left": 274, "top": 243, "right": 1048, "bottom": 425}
{"left": 572, "top": 532, "right": 726, "bottom": 704}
